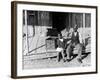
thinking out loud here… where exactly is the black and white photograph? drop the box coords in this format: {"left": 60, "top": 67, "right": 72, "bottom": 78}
{"left": 11, "top": 1, "right": 97, "bottom": 78}
{"left": 23, "top": 10, "right": 91, "bottom": 69}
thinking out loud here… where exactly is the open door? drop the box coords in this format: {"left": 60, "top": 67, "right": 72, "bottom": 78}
{"left": 52, "top": 12, "right": 69, "bottom": 33}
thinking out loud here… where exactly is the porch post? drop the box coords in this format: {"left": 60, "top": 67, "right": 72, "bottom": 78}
{"left": 83, "top": 13, "right": 85, "bottom": 45}
{"left": 25, "top": 10, "right": 29, "bottom": 55}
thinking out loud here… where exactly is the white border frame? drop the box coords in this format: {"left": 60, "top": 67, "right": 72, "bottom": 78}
{"left": 16, "top": 3, "right": 97, "bottom": 77}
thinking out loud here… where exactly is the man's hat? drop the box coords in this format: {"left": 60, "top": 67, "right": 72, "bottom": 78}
{"left": 74, "top": 24, "right": 78, "bottom": 29}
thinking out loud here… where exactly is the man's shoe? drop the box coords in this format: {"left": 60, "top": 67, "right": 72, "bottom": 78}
{"left": 66, "top": 59, "right": 71, "bottom": 62}
{"left": 77, "top": 58, "right": 83, "bottom": 63}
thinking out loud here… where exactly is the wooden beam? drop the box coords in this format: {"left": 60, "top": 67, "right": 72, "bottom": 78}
{"left": 83, "top": 13, "right": 85, "bottom": 45}
{"left": 25, "top": 10, "right": 29, "bottom": 55}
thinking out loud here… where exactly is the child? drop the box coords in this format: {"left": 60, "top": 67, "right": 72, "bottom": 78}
{"left": 56, "top": 33, "right": 66, "bottom": 62}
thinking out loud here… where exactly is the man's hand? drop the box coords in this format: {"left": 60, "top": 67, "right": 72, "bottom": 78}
{"left": 67, "top": 40, "right": 71, "bottom": 44}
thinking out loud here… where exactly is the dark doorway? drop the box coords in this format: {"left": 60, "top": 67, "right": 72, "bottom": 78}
{"left": 52, "top": 12, "right": 69, "bottom": 33}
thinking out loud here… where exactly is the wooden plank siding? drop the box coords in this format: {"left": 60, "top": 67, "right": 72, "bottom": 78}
{"left": 37, "top": 11, "right": 52, "bottom": 26}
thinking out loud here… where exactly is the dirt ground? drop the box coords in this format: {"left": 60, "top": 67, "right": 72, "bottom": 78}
{"left": 23, "top": 53, "right": 91, "bottom": 69}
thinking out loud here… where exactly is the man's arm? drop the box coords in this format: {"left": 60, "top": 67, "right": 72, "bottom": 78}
{"left": 64, "top": 32, "right": 72, "bottom": 47}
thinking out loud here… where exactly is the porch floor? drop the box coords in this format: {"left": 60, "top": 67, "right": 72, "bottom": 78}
{"left": 23, "top": 52, "right": 91, "bottom": 69}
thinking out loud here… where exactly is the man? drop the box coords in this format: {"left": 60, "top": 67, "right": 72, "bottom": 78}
{"left": 66, "top": 25, "right": 83, "bottom": 63}
{"left": 56, "top": 33, "right": 66, "bottom": 62}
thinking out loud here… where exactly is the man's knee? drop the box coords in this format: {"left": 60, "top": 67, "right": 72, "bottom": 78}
{"left": 76, "top": 44, "right": 82, "bottom": 49}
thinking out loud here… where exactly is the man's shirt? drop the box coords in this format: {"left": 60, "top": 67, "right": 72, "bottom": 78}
{"left": 67, "top": 31, "right": 82, "bottom": 44}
